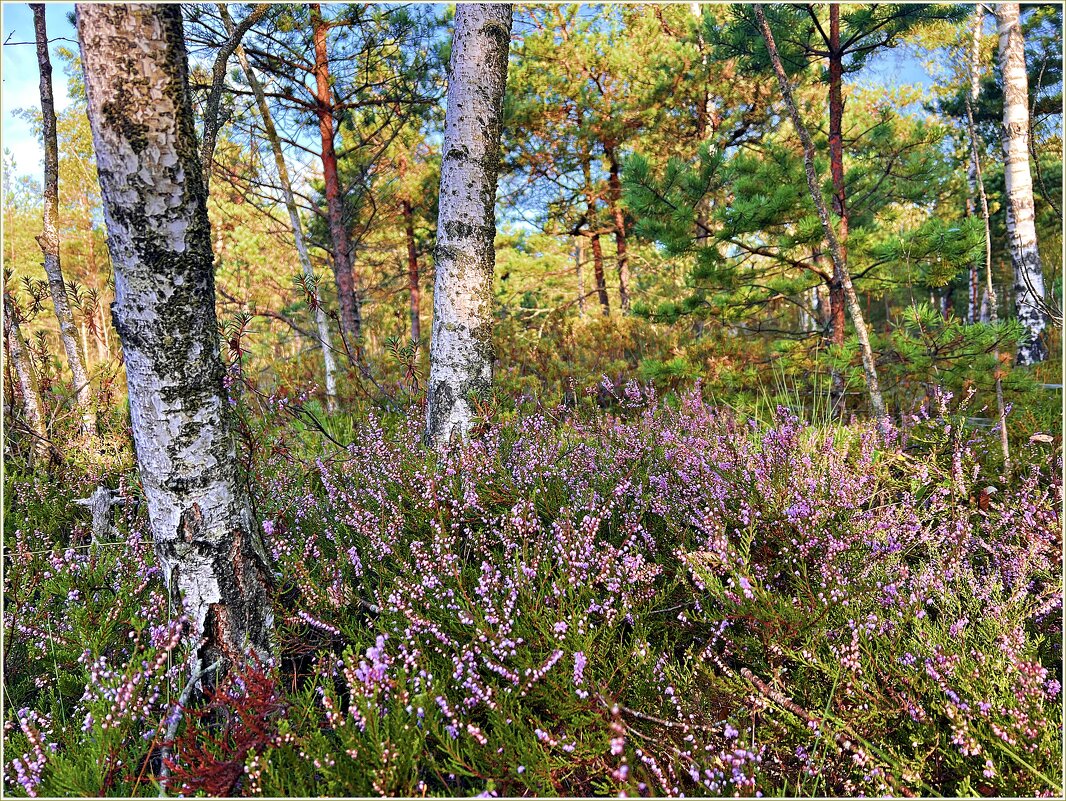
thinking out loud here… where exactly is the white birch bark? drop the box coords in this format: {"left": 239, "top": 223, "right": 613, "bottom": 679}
{"left": 426, "top": 4, "right": 513, "bottom": 449}
{"left": 996, "top": 2, "right": 1049, "bottom": 365}
{"left": 4, "top": 292, "right": 50, "bottom": 467}
{"left": 77, "top": 3, "right": 273, "bottom": 677}
{"left": 33, "top": 4, "right": 96, "bottom": 436}
{"left": 965, "top": 12, "right": 1010, "bottom": 472}
{"left": 965, "top": 5, "right": 984, "bottom": 324}
{"left": 219, "top": 4, "right": 338, "bottom": 412}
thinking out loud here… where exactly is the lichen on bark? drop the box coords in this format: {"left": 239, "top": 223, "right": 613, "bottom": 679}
{"left": 76, "top": 3, "right": 273, "bottom": 679}
{"left": 426, "top": 3, "right": 513, "bottom": 450}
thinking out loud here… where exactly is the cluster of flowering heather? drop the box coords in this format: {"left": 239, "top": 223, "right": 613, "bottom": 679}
{"left": 3, "top": 382, "right": 1061, "bottom": 796}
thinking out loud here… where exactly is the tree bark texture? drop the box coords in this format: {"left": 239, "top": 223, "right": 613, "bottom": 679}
{"left": 311, "top": 3, "right": 362, "bottom": 353}
{"left": 221, "top": 4, "right": 338, "bottom": 411}
{"left": 33, "top": 4, "right": 96, "bottom": 435}
{"left": 996, "top": 2, "right": 1049, "bottom": 365}
{"left": 426, "top": 3, "right": 512, "bottom": 449}
{"left": 77, "top": 3, "right": 273, "bottom": 677}
{"left": 755, "top": 4, "right": 887, "bottom": 421}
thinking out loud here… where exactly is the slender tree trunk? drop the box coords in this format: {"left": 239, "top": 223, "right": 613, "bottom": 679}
{"left": 590, "top": 233, "right": 610, "bottom": 315}
{"left": 690, "top": 1, "right": 714, "bottom": 244}
{"left": 33, "top": 4, "right": 96, "bottom": 436}
{"left": 199, "top": 3, "right": 270, "bottom": 191}
{"left": 605, "top": 145, "right": 630, "bottom": 312}
{"left": 755, "top": 4, "right": 887, "bottom": 421}
{"left": 78, "top": 3, "right": 274, "bottom": 679}
{"left": 827, "top": 4, "right": 848, "bottom": 349}
{"left": 965, "top": 13, "right": 1010, "bottom": 472}
{"left": 4, "top": 293, "right": 50, "bottom": 467}
{"left": 965, "top": 9, "right": 983, "bottom": 324}
{"left": 311, "top": 3, "right": 362, "bottom": 354}
{"left": 425, "top": 3, "right": 512, "bottom": 449}
{"left": 996, "top": 2, "right": 1049, "bottom": 365}
{"left": 575, "top": 237, "right": 586, "bottom": 316}
{"left": 402, "top": 198, "right": 422, "bottom": 343}
{"left": 222, "top": 4, "right": 337, "bottom": 412}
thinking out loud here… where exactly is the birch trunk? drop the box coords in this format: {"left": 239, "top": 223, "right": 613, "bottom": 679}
{"left": 754, "top": 4, "right": 887, "bottom": 421}
{"left": 965, "top": 14, "right": 1010, "bottom": 472}
{"left": 426, "top": 3, "right": 512, "bottom": 449}
{"left": 311, "top": 4, "right": 362, "bottom": 354}
{"left": 221, "top": 4, "right": 338, "bottom": 412}
{"left": 996, "top": 2, "right": 1049, "bottom": 365}
{"left": 77, "top": 3, "right": 273, "bottom": 678}
{"left": 33, "top": 4, "right": 96, "bottom": 436}
{"left": 965, "top": 7, "right": 983, "bottom": 324}
{"left": 4, "top": 293, "right": 50, "bottom": 467}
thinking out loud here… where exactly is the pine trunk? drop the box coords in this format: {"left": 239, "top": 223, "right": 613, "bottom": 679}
{"left": 77, "top": 3, "right": 274, "bottom": 678}
{"left": 33, "top": 4, "right": 96, "bottom": 436}
{"left": 425, "top": 3, "right": 513, "bottom": 449}
{"left": 311, "top": 4, "right": 362, "bottom": 355}
{"left": 575, "top": 237, "right": 586, "bottom": 315}
{"left": 224, "top": 4, "right": 338, "bottom": 411}
{"left": 606, "top": 146, "right": 630, "bottom": 312}
{"left": 403, "top": 198, "right": 422, "bottom": 343}
{"left": 755, "top": 3, "right": 887, "bottom": 421}
{"left": 4, "top": 294, "right": 50, "bottom": 467}
{"left": 590, "top": 233, "right": 610, "bottom": 315}
{"left": 827, "top": 5, "right": 848, "bottom": 349}
{"left": 996, "top": 2, "right": 1049, "bottom": 365}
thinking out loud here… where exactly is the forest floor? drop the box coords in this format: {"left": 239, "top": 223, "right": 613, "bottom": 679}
{"left": 3, "top": 371, "right": 1062, "bottom": 798}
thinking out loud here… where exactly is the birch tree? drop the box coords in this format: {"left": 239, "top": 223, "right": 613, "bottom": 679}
{"left": 965, "top": 9, "right": 1010, "bottom": 471}
{"left": 218, "top": 3, "right": 339, "bottom": 412}
{"left": 33, "top": 4, "right": 96, "bottom": 436}
{"left": 426, "top": 3, "right": 513, "bottom": 449}
{"left": 753, "top": 3, "right": 887, "bottom": 421}
{"left": 4, "top": 290, "right": 50, "bottom": 467}
{"left": 996, "top": 2, "right": 1050, "bottom": 365}
{"left": 76, "top": 3, "right": 273, "bottom": 676}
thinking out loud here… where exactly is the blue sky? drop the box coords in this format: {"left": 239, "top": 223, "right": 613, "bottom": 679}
{"left": 1, "top": 2, "right": 936, "bottom": 184}
{"left": 2, "top": 2, "right": 76, "bottom": 179}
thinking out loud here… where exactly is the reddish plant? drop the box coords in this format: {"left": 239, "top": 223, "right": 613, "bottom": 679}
{"left": 163, "top": 658, "right": 287, "bottom": 797}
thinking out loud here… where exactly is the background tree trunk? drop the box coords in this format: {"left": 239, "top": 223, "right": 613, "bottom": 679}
{"left": 827, "top": 4, "right": 848, "bottom": 348}
{"left": 199, "top": 3, "right": 270, "bottom": 191}
{"left": 965, "top": 14, "right": 1010, "bottom": 472}
{"left": 77, "top": 2, "right": 273, "bottom": 679}
{"left": 223, "top": 4, "right": 338, "bottom": 412}
{"left": 33, "top": 4, "right": 96, "bottom": 436}
{"left": 311, "top": 3, "right": 362, "bottom": 354}
{"left": 606, "top": 145, "right": 630, "bottom": 312}
{"left": 755, "top": 3, "right": 887, "bottom": 421}
{"left": 4, "top": 293, "right": 50, "bottom": 467}
{"left": 402, "top": 198, "right": 422, "bottom": 343}
{"left": 425, "top": 3, "right": 513, "bottom": 449}
{"left": 590, "top": 233, "right": 610, "bottom": 315}
{"left": 996, "top": 2, "right": 1049, "bottom": 365}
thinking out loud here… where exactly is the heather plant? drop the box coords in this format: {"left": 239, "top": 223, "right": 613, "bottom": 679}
{"left": 3, "top": 382, "right": 1061, "bottom": 797}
